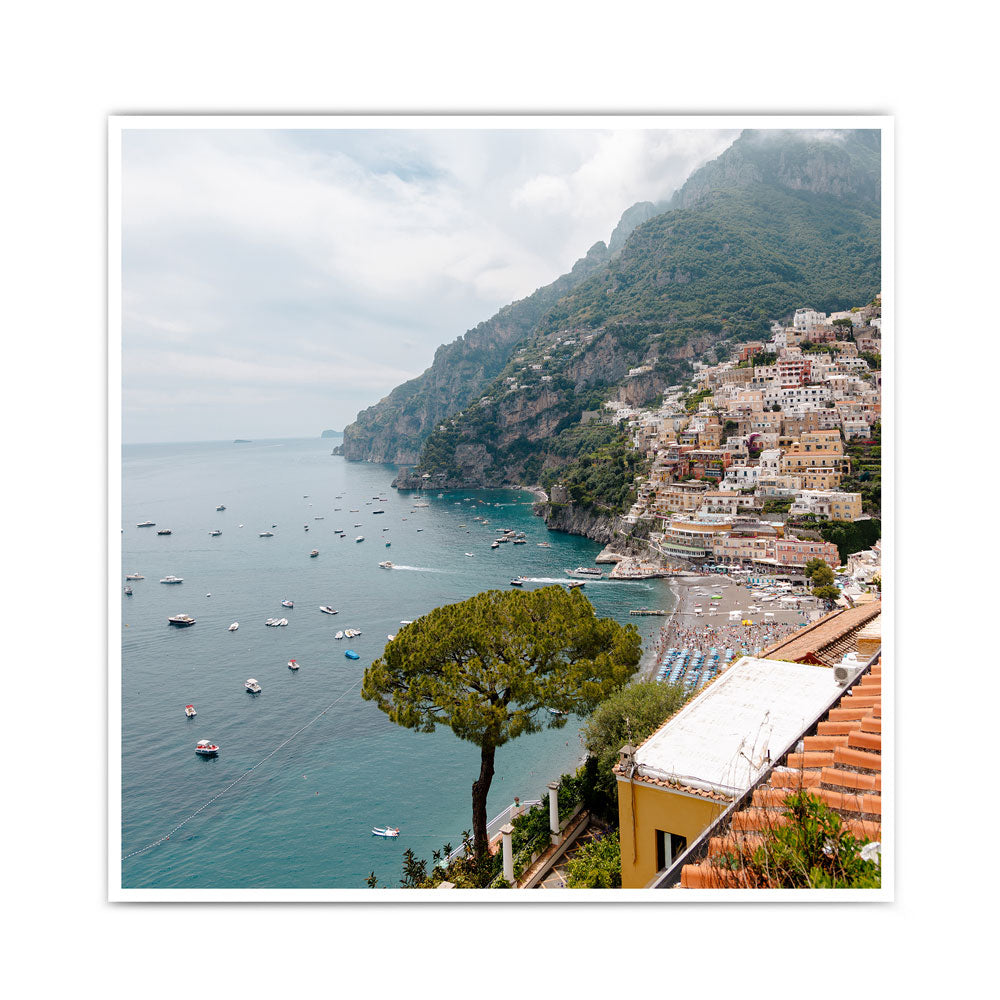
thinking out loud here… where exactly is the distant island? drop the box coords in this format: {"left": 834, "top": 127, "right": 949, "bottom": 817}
{"left": 234, "top": 439, "right": 252, "bottom": 444}
{"left": 321, "top": 429, "right": 343, "bottom": 438}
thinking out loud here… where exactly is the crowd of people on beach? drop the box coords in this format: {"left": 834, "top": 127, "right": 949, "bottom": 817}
{"left": 652, "top": 617, "right": 806, "bottom": 662}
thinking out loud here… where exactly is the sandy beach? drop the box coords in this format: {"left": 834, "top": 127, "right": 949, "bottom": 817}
{"left": 641, "top": 573, "right": 817, "bottom": 678}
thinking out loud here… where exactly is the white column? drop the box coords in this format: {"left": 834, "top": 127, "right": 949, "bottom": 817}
{"left": 500, "top": 823, "right": 514, "bottom": 884}
{"left": 548, "top": 780, "right": 560, "bottom": 844}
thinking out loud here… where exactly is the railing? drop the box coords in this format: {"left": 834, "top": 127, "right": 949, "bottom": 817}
{"left": 444, "top": 799, "right": 543, "bottom": 865}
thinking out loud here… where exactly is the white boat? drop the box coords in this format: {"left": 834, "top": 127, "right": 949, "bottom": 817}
{"left": 136, "top": 521, "right": 155, "bottom": 527}
{"left": 184, "top": 704, "right": 197, "bottom": 718}
{"left": 216, "top": 504, "right": 226, "bottom": 511}
{"left": 400, "top": 620, "right": 413, "bottom": 625}
{"left": 567, "top": 567, "right": 603, "bottom": 578}
{"left": 566, "top": 581, "right": 585, "bottom": 589}
{"left": 277, "top": 618, "right": 288, "bottom": 626}
{"left": 319, "top": 606, "right": 338, "bottom": 615}
{"left": 465, "top": 552, "right": 474, "bottom": 557}
{"left": 228, "top": 622, "right": 239, "bottom": 631}
{"left": 355, "top": 536, "right": 364, "bottom": 542}
{"left": 378, "top": 560, "right": 393, "bottom": 569}
{"left": 123, "top": 584, "right": 133, "bottom": 595}
{"left": 491, "top": 541, "right": 500, "bottom": 548}
{"left": 281, "top": 599, "right": 294, "bottom": 608}
{"left": 167, "top": 614, "right": 196, "bottom": 626}
{"left": 387, "top": 634, "right": 395, "bottom": 641}
{"left": 259, "top": 530, "right": 274, "bottom": 537}
{"left": 265, "top": 618, "right": 280, "bottom": 626}
{"left": 413, "top": 501, "right": 430, "bottom": 508}
{"left": 371, "top": 826, "right": 400, "bottom": 838}
{"left": 125, "top": 572, "right": 144, "bottom": 580}
{"left": 156, "top": 528, "right": 172, "bottom": 535}
{"left": 334, "top": 630, "right": 344, "bottom": 640}
{"left": 245, "top": 678, "right": 262, "bottom": 693}
{"left": 195, "top": 739, "right": 219, "bottom": 757}
{"left": 310, "top": 549, "right": 319, "bottom": 557}
{"left": 209, "top": 529, "right": 222, "bottom": 536}
{"left": 287, "top": 659, "right": 299, "bottom": 670}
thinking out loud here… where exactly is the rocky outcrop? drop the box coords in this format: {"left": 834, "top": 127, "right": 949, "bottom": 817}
{"left": 535, "top": 502, "right": 621, "bottom": 544}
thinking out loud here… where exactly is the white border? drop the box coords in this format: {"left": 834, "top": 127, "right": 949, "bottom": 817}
{"left": 109, "top": 114, "right": 892, "bottom": 902}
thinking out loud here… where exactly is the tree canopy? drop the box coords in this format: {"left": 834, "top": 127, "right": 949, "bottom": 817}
{"left": 362, "top": 586, "right": 641, "bottom": 866}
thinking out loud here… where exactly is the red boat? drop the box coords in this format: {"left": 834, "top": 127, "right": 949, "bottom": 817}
{"left": 184, "top": 704, "right": 197, "bottom": 718}
{"left": 195, "top": 740, "right": 219, "bottom": 756}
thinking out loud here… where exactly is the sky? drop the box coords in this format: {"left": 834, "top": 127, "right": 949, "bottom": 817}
{"left": 120, "top": 125, "right": 739, "bottom": 443}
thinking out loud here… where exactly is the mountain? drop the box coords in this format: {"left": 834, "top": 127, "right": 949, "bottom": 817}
{"left": 336, "top": 241, "right": 613, "bottom": 464}
{"left": 340, "top": 129, "right": 881, "bottom": 509}
{"left": 400, "top": 129, "right": 880, "bottom": 499}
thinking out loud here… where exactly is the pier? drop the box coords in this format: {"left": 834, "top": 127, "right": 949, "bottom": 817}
{"left": 630, "top": 609, "right": 670, "bottom": 616}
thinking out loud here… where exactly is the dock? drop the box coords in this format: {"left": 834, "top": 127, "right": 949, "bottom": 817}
{"left": 629, "top": 609, "right": 670, "bottom": 616}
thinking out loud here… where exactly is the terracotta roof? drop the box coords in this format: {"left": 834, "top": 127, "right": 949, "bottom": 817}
{"left": 761, "top": 602, "right": 881, "bottom": 666}
{"left": 678, "top": 663, "right": 882, "bottom": 888}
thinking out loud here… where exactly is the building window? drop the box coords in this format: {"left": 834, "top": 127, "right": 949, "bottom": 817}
{"left": 655, "top": 830, "right": 688, "bottom": 871}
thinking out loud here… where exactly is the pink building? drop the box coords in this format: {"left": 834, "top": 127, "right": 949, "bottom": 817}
{"left": 774, "top": 538, "right": 840, "bottom": 569}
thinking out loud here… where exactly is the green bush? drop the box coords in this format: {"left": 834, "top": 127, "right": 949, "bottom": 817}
{"left": 565, "top": 832, "right": 622, "bottom": 888}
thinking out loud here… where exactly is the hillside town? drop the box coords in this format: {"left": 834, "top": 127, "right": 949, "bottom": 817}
{"left": 571, "top": 296, "right": 882, "bottom": 607}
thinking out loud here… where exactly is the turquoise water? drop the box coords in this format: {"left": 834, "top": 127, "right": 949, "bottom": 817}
{"left": 120, "top": 437, "right": 673, "bottom": 888}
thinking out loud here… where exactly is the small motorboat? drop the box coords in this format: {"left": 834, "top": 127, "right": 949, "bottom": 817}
{"left": 245, "top": 678, "right": 262, "bottom": 693}
{"left": 566, "top": 581, "right": 585, "bottom": 589}
{"left": 277, "top": 618, "right": 288, "bottom": 626}
{"left": 465, "top": 552, "right": 474, "bottom": 557}
{"left": 491, "top": 541, "right": 500, "bottom": 549}
{"left": 345, "top": 649, "right": 360, "bottom": 660}
{"left": 157, "top": 529, "right": 172, "bottom": 535}
{"left": 265, "top": 618, "right": 279, "bottom": 627}
{"left": 314, "top": 516, "right": 324, "bottom": 520}
{"left": 136, "top": 521, "right": 155, "bottom": 527}
{"left": 287, "top": 659, "right": 299, "bottom": 670}
{"left": 547, "top": 708, "right": 568, "bottom": 716}
{"left": 124, "top": 584, "right": 133, "bottom": 596}
{"left": 259, "top": 530, "right": 274, "bottom": 537}
{"left": 509, "top": 579, "right": 523, "bottom": 587}
{"left": 167, "top": 614, "right": 196, "bottom": 627}
{"left": 281, "top": 599, "right": 294, "bottom": 608}
{"left": 387, "top": 634, "right": 395, "bottom": 641}
{"left": 385, "top": 541, "right": 391, "bottom": 547}
{"left": 216, "top": 504, "right": 226, "bottom": 511}
{"left": 334, "top": 630, "right": 344, "bottom": 640}
{"left": 228, "top": 622, "right": 239, "bottom": 631}
{"left": 319, "top": 606, "right": 338, "bottom": 615}
{"left": 160, "top": 575, "right": 183, "bottom": 584}
{"left": 310, "top": 549, "right": 319, "bottom": 557}
{"left": 304, "top": 525, "right": 309, "bottom": 531}
{"left": 209, "top": 529, "right": 222, "bottom": 536}
{"left": 378, "top": 560, "right": 393, "bottom": 569}
{"left": 372, "top": 826, "right": 400, "bottom": 838}
{"left": 125, "top": 572, "right": 144, "bottom": 580}
{"left": 185, "top": 704, "right": 197, "bottom": 718}
{"left": 355, "top": 536, "right": 364, "bottom": 542}
{"left": 195, "top": 740, "right": 219, "bottom": 757}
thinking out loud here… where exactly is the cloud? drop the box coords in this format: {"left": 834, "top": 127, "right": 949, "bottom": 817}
{"left": 121, "top": 126, "right": 739, "bottom": 442}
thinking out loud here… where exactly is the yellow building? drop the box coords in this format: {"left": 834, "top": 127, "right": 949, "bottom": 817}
{"left": 615, "top": 656, "right": 845, "bottom": 888}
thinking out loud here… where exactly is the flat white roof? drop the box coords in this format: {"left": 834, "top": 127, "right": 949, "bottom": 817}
{"left": 633, "top": 657, "right": 841, "bottom": 797}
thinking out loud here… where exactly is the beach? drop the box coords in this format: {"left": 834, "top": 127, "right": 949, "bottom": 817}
{"left": 643, "top": 573, "right": 817, "bottom": 677}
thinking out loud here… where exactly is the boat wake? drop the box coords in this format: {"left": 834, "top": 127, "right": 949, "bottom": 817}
{"left": 389, "top": 564, "right": 447, "bottom": 573}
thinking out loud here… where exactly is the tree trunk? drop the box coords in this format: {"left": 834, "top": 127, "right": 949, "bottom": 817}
{"left": 471, "top": 742, "right": 496, "bottom": 863}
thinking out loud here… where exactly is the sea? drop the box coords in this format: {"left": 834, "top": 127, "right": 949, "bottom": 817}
{"left": 120, "top": 436, "right": 675, "bottom": 889}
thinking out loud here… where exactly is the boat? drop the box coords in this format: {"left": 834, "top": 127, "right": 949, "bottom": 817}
{"left": 124, "top": 584, "right": 133, "bottom": 596}
{"left": 400, "top": 620, "right": 413, "bottom": 625}
{"left": 209, "top": 529, "right": 222, "bottom": 536}
{"left": 304, "top": 525, "right": 309, "bottom": 530}
{"left": 216, "top": 504, "right": 226, "bottom": 511}
{"left": 228, "top": 622, "right": 239, "bottom": 631}
{"left": 566, "top": 581, "right": 585, "bottom": 589}
{"left": 413, "top": 501, "right": 430, "bottom": 508}
{"left": 310, "top": 549, "right": 319, "bottom": 557}
{"left": 371, "top": 826, "right": 400, "bottom": 838}
{"left": 136, "top": 521, "right": 155, "bottom": 527}
{"left": 378, "top": 560, "right": 393, "bottom": 569}
{"left": 510, "top": 578, "right": 523, "bottom": 586}
{"left": 387, "top": 634, "right": 395, "bottom": 641}
{"left": 335, "top": 631, "right": 344, "bottom": 639}
{"left": 156, "top": 529, "right": 172, "bottom": 535}
{"left": 277, "top": 618, "right": 288, "bottom": 626}
{"left": 345, "top": 649, "right": 360, "bottom": 660}
{"left": 355, "top": 536, "right": 364, "bottom": 542}
{"left": 491, "top": 541, "right": 500, "bottom": 549}
{"left": 195, "top": 740, "right": 219, "bottom": 757}
{"left": 167, "top": 614, "right": 196, "bottom": 626}
{"left": 314, "top": 516, "right": 324, "bottom": 520}
{"left": 385, "top": 541, "right": 391, "bottom": 547}
{"left": 373, "top": 510, "right": 385, "bottom": 515}
{"left": 160, "top": 575, "right": 183, "bottom": 584}
{"left": 567, "top": 567, "right": 603, "bottom": 578}
{"left": 185, "top": 704, "right": 197, "bottom": 718}
{"left": 512, "top": 538, "right": 526, "bottom": 544}
{"left": 259, "top": 530, "right": 274, "bottom": 537}
{"left": 465, "top": 552, "right": 474, "bottom": 557}
{"left": 547, "top": 707, "right": 568, "bottom": 716}
{"left": 319, "top": 606, "right": 338, "bottom": 615}
{"left": 537, "top": 542, "right": 551, "bottom": 548}
{"left": 125, "top": 573, "right": 144, "bottom": 580}
{"left": 287, "top": 659, "right": 299, "bottom": 670}
{"left": 245, "top": 678, "right": 262, "bottom": 693}
{"left": 265, "top": 618, "right": 279, "bottom": 626}
{"left": 281, "top": 599, "right": 294, "bottom": 608}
